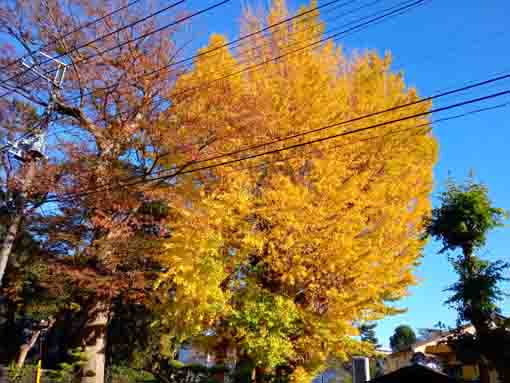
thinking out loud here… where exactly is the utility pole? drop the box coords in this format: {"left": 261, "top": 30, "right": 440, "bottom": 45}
{"left": 0, "top": 52, "right": 66, "bottom": 287}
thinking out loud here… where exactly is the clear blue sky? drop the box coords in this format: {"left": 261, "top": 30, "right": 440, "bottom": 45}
{"left": 184, "top": 0, "right": 510, "bottom": 348}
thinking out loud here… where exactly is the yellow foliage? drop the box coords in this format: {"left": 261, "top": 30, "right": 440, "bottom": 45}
{"left": 157, "top": 0, "right": 438, "bottom": 379}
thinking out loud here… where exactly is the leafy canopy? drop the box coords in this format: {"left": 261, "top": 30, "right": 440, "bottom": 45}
{"left": 428, "top": 179, "right": 509, "bottom": 382}
{"left": 426, "top": 181, "right": 506, "bottom": 253}
{"left": 389, "top": 325, "right": 416, "bottom": 352}
{"left": 446, "top": 258, "right": 509, "bottom": 324}
{"left": 157, "top": 0, "right": 438, "bottom": 380}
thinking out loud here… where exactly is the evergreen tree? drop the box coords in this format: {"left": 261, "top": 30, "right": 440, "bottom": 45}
{"left": 359, "top": 323, "right": 380, "bottom": 348}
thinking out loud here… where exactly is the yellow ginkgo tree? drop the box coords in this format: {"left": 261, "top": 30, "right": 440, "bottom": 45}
{"left": 157, "top": 0, "right": 438, "bottom": 381}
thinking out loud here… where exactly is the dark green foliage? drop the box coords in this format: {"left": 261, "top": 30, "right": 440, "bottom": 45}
{"left": 446, "top": 258, "right": 509, "bottom": 325}
{"left": 426, "top": 179, "right": 508, "bottom": 328}
{"left": 152, "top": 359, "right": 226, "bottom": 383}
{"left": 0, "top": 224, "right": 64, "bottom": 364}
{"left": 389, "top": 325, "right": 416, "bottom": 352}
{"left": 445, "top": 326, "right": 510, "bottom": 381}
{"left": 110, "top": 366, "right": 155, "bottom": 383}
{"left": 426, "top": 181, "right": 506, "bottom": 254}
{"left": 108, "top": 301, "right": 162, "bottom": 370}
{"left": 359, "top": 323, "right": 380, "bottom": 348}
{"left": 230, "top": 357, "right": 255, "bottom": 383}
{"left": 427, "top": 179, "right": 509, "bottom": 382}
{"left": 48, "top": 348, "right": 88, "bottom": 383}
{"left": 6, "top": 362, "right": 37, "bottom": 383}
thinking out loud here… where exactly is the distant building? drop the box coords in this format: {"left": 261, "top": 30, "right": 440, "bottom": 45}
{"left": 381, "top": 322, "right": 504, "bottom": 382}
{"left": 369, "top": 364, "right": 460, "bottom": 383}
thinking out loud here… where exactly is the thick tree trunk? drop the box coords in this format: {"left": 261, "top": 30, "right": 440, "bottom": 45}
{"left": 81, "top": 302, "right": 110, "bottom": 383}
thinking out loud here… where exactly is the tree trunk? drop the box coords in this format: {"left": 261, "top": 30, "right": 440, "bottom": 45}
{"left": 16, "top": 318, "right": 55, "bottom": 369}
{"left": 16, "top": 329, "right": 41, "bottom": 368}
{"left": 462, "top": 242, "right": 493, "bottom": 383}
{"left": 81, "top": 302, "right": 110, "bottom": 383}
{"left": 498, "top": 365, "right": 510, "bottom": 383}
{"left": 479, "top": 362, "right": 490, "bottom": 383}
{"left": 0, "top": 213, "right": 22, "bottom": 287}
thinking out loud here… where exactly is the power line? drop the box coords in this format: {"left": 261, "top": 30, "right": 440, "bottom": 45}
{"left": 214, "top": 102, "right": 509, "bottom": 178}
{"left": 0, "top": 0, "right": 229, "bottom": 95}
{"left": 156, "top": 0, "right": 359, "bottom": 77}
{"left": 62, "top": 0, "right": 418, "bottom": 107}
{"left": 61, "top": 0, "right": 375, "bottom": 104}
{"left": 167, "top": 0, "right": 426, "bottom": 99}
{"left": 0, "top": 0, "right": 145, "bottom": 72}
{"left": 43, "top": 88, "right": 509, "bottom": 203}
{"left": 44, "top": 0, "right": 425, "bottom": 135}
{"left": 30, "top": 101, "right": 510, "bottom": 217}
{"left": 37, "top": 68, "right": 510, "bottom": 186}
{"left": 1, "top": 0, "right": 425, "bottom": 170}
{"left": 1, "top": 0, "right": 418, "bottom": 109}
{"left": 140, "top": 72, "right": 510, "bottom": 173}
{"left": 41, "top": 71, "right": 510, "bottom": 200}
{"left": 43, "top": 0, "right": 369, "bottom": 108}
{"left": 137, "top": 90, "right": 510, "bottom": 181}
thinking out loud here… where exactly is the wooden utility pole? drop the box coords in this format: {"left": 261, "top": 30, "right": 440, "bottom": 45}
{"left": 0, "top": 160, "right": 36, "bottom": 287}
{"left": 0, "top": 52, "right": 66, "bottom": 287}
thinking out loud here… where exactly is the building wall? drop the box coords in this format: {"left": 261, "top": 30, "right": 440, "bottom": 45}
{"left": 382, "top": 351, "right": 413, "bottom": 374}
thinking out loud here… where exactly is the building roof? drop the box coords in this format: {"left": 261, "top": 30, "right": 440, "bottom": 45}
{"left": 368, "top": 364, "right": 462, "bottom": 383}
{"left": 412, "top": 324, "right": 473, "bottom": 350}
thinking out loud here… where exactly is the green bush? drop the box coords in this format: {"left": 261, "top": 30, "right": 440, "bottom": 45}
{"left": 111, "top": 365, "right": 155, "bottom": 383}
{"left": 7, "top": 362, "right": 36, "bottom": 383}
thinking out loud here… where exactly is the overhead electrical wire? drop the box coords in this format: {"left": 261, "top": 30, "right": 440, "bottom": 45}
{"left": 23, "top": 0, "right": 414, "bottom": 141}
{"left": 0, "top": 0, "right": 417, "bottom": 104}
{"left": 58, "top": 71, "right": 510, "bottom": 187}
{"left": 20, "top": 0, "right": 506, "bottom": 172}
{"left": 0, "top": 0, "right": 229, "bottom": 96}
{"left": 166, "top": 66, "right": 510, "bottom": 159}
{"left": 61, "top": 0, "right": 380, "bottom": 104}
{"left": 1, "top": 0, "right": 426, "bottom": 166}
{"left": 33, "top": 100, "right": 510, "bottom": 219}
{"left": 65, "top": 0, "right": 421, "bottom": 107}
{"left": 150, "top": 72, "right": 510, "bottom": 175}
{"left": 96, "top": 90, "right": 510, "bottom": 184}
{"left": 40, "top": 70, "right": 510, "bottom": 200}
{"left": 40, "top": 100, "right": 507, "bottom": 217}
{"left": 0, "top": 0, "right": 145, "bottom": 72}
{"left": 7, "top": 0, "right": 506, "bottom": 192}
{"left": 42, "top": 87, "right": 510, "bottom": 203}
{"left": 166, "top": 0, "right": 426, "bottom": 98}
{"left": 211, "top": 102, "right": 509, "bottom": 178}
{"left": 2, "top": 0, "right": 506, "bottom": 216}
{"left": 42, "top": 0, "right": 425, "bottom": 135}
{"left": 10, "top": 0, "right": 370, "bottom": 106}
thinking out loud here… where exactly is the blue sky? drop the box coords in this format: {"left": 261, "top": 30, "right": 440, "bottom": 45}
{"left": 184, "top": 0, "right": 510, "bottom": 348}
